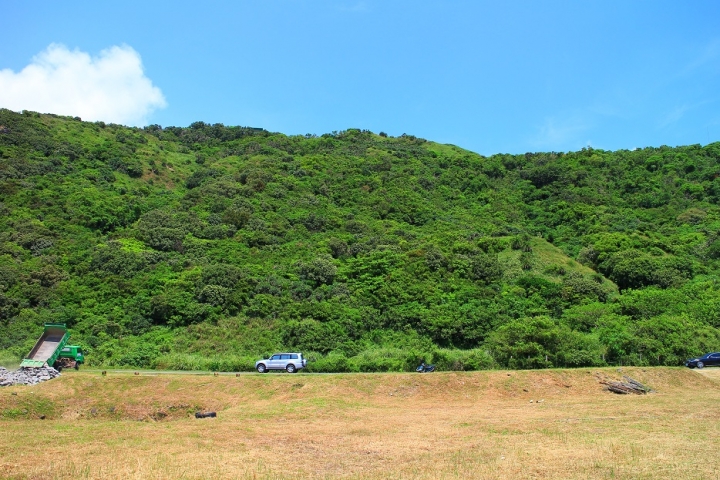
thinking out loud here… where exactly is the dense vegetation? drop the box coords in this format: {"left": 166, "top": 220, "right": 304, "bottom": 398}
{"left": 1, "top": 108, "right": 719, "bottom": 371}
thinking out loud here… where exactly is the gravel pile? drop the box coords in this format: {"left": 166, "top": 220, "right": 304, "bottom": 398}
{"left": 0, "top": 366, "right": 61, "bottom": 386}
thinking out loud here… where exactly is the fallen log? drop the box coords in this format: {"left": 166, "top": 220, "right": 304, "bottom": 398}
{"left": 598, "top": 376, "right": 653, "bottom": 395}
{"left": 623, "top": 376, "right": 653, "bottom": 393}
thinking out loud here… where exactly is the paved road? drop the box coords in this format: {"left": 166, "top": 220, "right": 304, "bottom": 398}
{"left": 82, "top": 369, "right": 257, "bottom": 376}
{"left": 71, "top": 367, "right": 720, "bottom": 379}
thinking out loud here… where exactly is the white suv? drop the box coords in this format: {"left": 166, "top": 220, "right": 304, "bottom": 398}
{"left": 255, "top": 353, "right": 307, "bottom": 373}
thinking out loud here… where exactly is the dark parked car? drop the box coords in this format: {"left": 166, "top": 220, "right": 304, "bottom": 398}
{"left": 685, "top": 352, "right": 720, "bottom": 369}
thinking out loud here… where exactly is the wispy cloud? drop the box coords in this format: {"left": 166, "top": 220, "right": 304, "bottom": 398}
{"left": 658, "top": 98, "right": 718, "bottom": 129}
{"left": 529, "top": 114, "right": 591, "bottom": 151}
{"left": 0, "top": 44, "right": 166, "bottom": 125}
{"left": 658, "top": 104, "right": 692, "bottom": 128}
{"left": 336, "top": 2, "right": 369, "bottom": 13}
{"left": 679, "top": 38, "right": 720, "bottom": 77}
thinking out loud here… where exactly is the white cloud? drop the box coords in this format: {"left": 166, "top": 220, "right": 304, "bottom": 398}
{"left": 0, "top": 44, "right": 166, "bottom": 126}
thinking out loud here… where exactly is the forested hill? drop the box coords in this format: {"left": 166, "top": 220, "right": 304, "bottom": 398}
{"left": 1, "top": 108, "right": 719, "bottom": 371}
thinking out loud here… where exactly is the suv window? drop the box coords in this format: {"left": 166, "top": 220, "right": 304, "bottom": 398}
{"left": 291, "top": 354, "right": 298, "bottom": 359}
{"left": 281, "top": 354, "right": 291, "bottom": 360}
{"left": 271, "top": 355, "right": 281, "bottom": 360}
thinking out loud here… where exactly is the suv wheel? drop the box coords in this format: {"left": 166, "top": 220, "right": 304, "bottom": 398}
{"left": 256, "top": 363, "right": 267, "bottom": 373}
{"left": 286, "top": 364, "right": 296, "bottom": 373}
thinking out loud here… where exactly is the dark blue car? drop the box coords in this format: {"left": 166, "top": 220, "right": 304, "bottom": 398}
{"left": 685, "top": 352, "right": 720, "bottom": 369}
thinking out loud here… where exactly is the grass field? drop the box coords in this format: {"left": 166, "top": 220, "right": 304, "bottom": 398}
{"left": 1, "top": 367, "right": 718, "bottom": 479}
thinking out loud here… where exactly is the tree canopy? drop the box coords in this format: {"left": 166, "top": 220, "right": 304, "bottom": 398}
{"left": 1, "top": 108, "right": 719, "bottom": 371}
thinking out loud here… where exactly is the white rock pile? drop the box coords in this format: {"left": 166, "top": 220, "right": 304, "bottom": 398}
{"left": 0, "top": 366, "right": 61, "bottom": 386}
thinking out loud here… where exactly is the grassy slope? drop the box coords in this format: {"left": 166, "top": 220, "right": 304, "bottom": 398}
{"left": 0, "top": 367, "right": 718, "bottom": 479}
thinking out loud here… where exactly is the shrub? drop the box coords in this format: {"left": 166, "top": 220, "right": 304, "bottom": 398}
{"left": 296, "top": 255, "right": 337, "bottom": 286}
{"left": 430, "top": 348, "right": 496, "bottom": 371}
{"left": 305, "top": 353, "right": 354, "bottom": 373}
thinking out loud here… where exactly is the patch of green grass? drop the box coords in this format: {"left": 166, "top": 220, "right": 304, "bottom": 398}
{"left": 1, "top": 395, "right": 57, "bottom": 419}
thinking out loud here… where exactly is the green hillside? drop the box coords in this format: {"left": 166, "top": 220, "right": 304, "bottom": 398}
{"left": 1, "top": 108, "right": 719, "bottom": 371}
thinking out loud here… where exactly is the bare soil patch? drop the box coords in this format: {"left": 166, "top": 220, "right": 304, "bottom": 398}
{"left": 0, "top": 367, "right": 718, "bottom": 479}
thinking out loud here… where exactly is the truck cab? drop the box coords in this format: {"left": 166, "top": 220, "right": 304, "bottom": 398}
{"left": 55, "top": 345, "right": 84, "bottom": 370}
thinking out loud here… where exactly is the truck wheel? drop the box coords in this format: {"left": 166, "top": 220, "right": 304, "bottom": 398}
{"left": 286, "top": 364, "right": 296, "bottom": 373}
{"left": 256, "top": 363, "right": 267, "bottom": 373}
{"left": 74, "top": 361, "right": 79, "bottom": 371}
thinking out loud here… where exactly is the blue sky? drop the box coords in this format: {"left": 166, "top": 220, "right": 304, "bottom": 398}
{"left": 1, "top": 1, "right": 719, "bottom": 155}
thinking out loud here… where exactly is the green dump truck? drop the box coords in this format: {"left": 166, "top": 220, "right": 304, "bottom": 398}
{"left": 20, "top": 323, "right": 85, "bottom": 371}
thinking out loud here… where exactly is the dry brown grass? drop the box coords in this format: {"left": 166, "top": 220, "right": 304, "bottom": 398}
{"left": 1, "top": 367, "right": 719, "bottom": 479}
